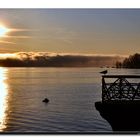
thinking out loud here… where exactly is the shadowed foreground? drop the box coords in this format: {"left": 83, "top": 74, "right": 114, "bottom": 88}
{"left": 95, "top": 75, "right": 140, "bottom": 133}
{"left": 95, "top": 101, "right": 140, "bottom": 133}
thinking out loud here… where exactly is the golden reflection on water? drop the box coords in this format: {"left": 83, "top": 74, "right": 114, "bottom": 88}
{"left": 0, "top": 67, "right": 8, "bottom": 131}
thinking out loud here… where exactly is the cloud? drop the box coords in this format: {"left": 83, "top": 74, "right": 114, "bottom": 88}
{"left": 2, "top": 27, "right": 77, "bottom": 45}
{"left": 4, "top": 35, "right": 32, "bottom": 39}
{"left": 0, "top": 40, "right": 16, "bottom": 44}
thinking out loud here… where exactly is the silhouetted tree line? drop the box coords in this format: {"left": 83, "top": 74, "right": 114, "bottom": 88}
{"left": 116, "top": 53, "right": 140, "bottom": 68}
{"left": 0, "top": 54, "right": 122, "bottom": 67}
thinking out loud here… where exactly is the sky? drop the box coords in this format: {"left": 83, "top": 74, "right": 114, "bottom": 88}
{"left": 0, "top": 9, "right": 139, "bottom": 56}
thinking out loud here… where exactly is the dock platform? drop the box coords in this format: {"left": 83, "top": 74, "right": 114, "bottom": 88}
{"left": 95, "top": 75, "right": 140, "bottom": 132}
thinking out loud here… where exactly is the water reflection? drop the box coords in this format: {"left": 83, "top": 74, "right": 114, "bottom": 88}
{"left": 0, "top": 67, "right": 8, "bottom": 131}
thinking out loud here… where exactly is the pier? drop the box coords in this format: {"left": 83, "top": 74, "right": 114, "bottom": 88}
{"left": 95, "top": 75, "right": 140, "bottom": 132}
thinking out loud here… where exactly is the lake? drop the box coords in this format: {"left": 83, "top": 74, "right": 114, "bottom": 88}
{"left": 0, "top": 67, "right": 139, "bottom": 133}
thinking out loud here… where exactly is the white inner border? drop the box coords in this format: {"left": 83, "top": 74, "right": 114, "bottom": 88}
{"left": 0, "top": 0, "right": 140, "bottom": 139}
{"left": 0, "top": 0, "right": 140, "bottom": 8}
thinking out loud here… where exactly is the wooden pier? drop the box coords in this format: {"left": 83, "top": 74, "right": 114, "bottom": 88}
{"left": 95, "top": 75, "right": 140, "bottom": 132}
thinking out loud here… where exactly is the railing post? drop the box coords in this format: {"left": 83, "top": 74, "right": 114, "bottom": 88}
{"left": 102, "top": 76, "right": 105, "bottom": 102}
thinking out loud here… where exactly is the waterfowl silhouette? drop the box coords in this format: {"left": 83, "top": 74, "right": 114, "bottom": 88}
{"left": 100, "top": 70, "right": 108, "bottom": 75}
{"left": 42, "top": 98, "right": 49, "bottom": 103}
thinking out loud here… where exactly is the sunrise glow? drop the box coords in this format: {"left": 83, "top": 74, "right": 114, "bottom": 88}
{"left": 0, "top": 25, "right": 10, "bottom": 38}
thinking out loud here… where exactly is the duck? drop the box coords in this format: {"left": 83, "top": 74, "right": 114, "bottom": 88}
{"left": 42, "top": 98, "right": 49, "bottom": 103}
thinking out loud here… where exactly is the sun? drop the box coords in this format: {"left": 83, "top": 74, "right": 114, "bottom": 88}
{"left": 0, "top": 25, "right": 10, "bottom": 37}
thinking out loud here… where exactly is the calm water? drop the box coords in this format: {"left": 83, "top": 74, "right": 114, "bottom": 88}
{"left": 0, "top": 67, "right": 139, "bottom": 133}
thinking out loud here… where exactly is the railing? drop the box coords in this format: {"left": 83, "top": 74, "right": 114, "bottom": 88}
{"left": 102, "top": 75, "right": 140, "bottom": 102}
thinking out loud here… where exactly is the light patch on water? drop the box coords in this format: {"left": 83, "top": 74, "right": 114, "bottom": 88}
{"left": 0, "top": 67, "right": 9, "bottom": 131}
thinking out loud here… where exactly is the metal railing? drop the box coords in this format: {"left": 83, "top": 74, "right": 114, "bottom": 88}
{"left": 102, "top": 75, "right": 140, "bottom": 102}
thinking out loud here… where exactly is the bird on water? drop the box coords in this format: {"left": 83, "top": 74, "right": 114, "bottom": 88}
{"left": 100, "top": 70, "right": 108, "bottom": 75}
{"left": 42, "top": 98, "right": 49, "bottom": 103}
